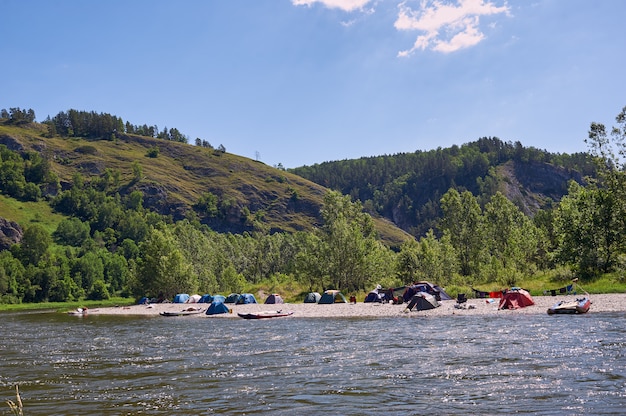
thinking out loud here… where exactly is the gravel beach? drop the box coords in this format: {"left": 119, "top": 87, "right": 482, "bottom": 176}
{"left": 85, "top": 293, "right": 626, "bottom": 318}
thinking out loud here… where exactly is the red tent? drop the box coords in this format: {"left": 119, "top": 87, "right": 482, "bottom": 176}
{"left": 498, "top": 288, "right": 535, "bottom": 310}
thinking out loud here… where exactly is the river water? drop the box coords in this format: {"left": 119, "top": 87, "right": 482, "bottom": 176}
{"left": 1, "top": 311, "right": 624, "bottom": 415}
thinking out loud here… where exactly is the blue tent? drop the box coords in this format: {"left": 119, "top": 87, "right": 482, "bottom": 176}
{"left": 199, "top": 294, "right": 213, "bottom": 304}
{"left": 138, "top": 297, "right": 150, "bottom": 305}
{"left": 206, "top": 301, "right": 230, "bottom": 315}
{"left": 237, "top": 293, "right": 257, "bottom": 304}
{"left": 224, "top": 293, "right": 241, "bottom": 304}
{"left": 173, "top": 293, "right": 190, "bottom": 303}
{"left": 364, "top": 291, "right": 383, "bottom": 303}
{"left": 212, "top": 294, "right": 226, "bottom": 303}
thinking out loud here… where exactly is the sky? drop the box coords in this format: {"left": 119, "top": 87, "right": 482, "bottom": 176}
{"left": 2, "top": 0, "right": 626, "bottom": 168}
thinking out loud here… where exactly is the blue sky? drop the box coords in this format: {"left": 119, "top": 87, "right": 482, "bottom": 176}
{"left": 2, "top": 0, "right": 625, "bottom": 168}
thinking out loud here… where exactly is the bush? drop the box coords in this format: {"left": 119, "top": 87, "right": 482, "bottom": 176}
{"left": 88, "top": 279, "right": 110, "bottom": 300}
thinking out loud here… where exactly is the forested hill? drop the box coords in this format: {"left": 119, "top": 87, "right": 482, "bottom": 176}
{"left": 290, "top": 138, "right": 596, "bottom": 237}
{"left": 0, "top": 109, "right": 410, "bottom": 246}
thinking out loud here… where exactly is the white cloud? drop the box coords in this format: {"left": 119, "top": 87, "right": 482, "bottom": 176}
{"left": 395, "top": 0, "right": 510, "bottom": 56}
{"left": 292, "top": 0, "right": 372, "bottom": 12}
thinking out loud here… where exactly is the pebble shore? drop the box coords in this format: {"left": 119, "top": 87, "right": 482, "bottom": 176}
{"left": 85, "top": 293, "right": 626, "bottom": 318}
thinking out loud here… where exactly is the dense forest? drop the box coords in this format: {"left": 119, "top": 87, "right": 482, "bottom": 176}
{"left": 291, "top": 138, "right": 597, "bottom": 237}
{"left": 0, "top": 106, "right": 625, "bottom": 305}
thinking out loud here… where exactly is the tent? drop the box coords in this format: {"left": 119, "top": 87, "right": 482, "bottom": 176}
{"left": 499, "top": 288, "right": 535, "bottom": 310}
{"left": 364, "top": 290, "right": 384, "bottom": 303}
{"left": 403, "top": 282, "right": 452, "bottom": 302}
{"left": 406, "top": 292, "right": 440, "bottom": 311}
{"left": 206, "top": 300, "right": 230, "bottom": 315}
{"left": 318, "top": 290, "right": 348, "bottom": 304}
{"left": 304, "top": 292, "right": 321, "bottom": 303}
{"left": 187, "top": 294, "right": 202, "bottom": 303}
{"left": 224, "top": 293, "right": 241, "bottom": 304}
{"left": 264, "top": 294, "right": 284, "bottom": 304}
{"left": 138, "top": 297, "right": 150, "bottom": 305}
{"left": 237, "top": 293, "right": 258, "bottom": 304}
{"left": 173, "top": 293, "right": 190, "bottom": 303}
{"left": 198, "top": 294, "right": 213, "bottom": 304}
{"left": 212, "top": 294, "right": 226, "bottom": 303}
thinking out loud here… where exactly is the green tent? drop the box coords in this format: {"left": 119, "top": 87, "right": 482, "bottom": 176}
{"left": 318, "top": 290, "right": 348, "bottom": 304}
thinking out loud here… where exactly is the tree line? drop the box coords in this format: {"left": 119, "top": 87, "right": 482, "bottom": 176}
{"left": 0, "top": 107, "right": 226, "bottom": 150}
{"left": 291, "top": 137, "right": 597, "bottom": 237}
{"left": 0, "top": 106, "right": 625, "bottom": 304}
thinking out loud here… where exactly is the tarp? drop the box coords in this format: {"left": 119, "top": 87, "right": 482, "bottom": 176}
{"left": 499, "top": 288, "right": 535, "bottom": 310}
{"left": 406, "top": 292, "right": 440, "bottom": 311}
{"left": 304, "top": 292, "right": 321, "bottom": 303}
{"left": 206, "top": 300, "right": 230, "bottom": 315}
{"left": 265, "top": 294, "right": 284, "bottom": 304}
{"left": 224, "top": 293, "right": 241, "bottom": 304}
{"left": 173, "top": 293, "right": 190, "bottom": 303}
{"left": 237, "top": 293, "right": 257, "bottom": 304}
{"left": 403, "top": 281, "right": 452, "bottom": 302}
{"left": 187, "top": 294, "right": 202, "bottom": 303}
{"left": 318, "top": 290, "right": 348, "bottom": 304}
{"left": 198, "top": 294, "right": 213, "bottom": 303}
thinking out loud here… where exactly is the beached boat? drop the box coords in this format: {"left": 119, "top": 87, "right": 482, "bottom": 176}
{"left": 547, "top": 297, "right": 591, "bottom": 315}
{"left": 159, "top": 308, "right": 205, "bottom": 317}
{"left": 237, "top": 310, "right": 294, "bottom": 319}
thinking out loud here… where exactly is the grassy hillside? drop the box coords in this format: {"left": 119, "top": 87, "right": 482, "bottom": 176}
{"left": 0, "top": 194, "right": 65, "bottom": 234}
{"left": 0, "top": 122, "right": 412, "bottom": 247}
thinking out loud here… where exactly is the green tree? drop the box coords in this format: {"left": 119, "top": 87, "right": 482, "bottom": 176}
{"left": 53, "top": 218, "right": 91, "bottom": 247}
{"left": 0, "top": 251, "right": 25, "bottom": 303}
{"left": 172, "top": 221, "right": 217, "bottom": 294}
{"left": 483, "top": 192, "right": 539, "bottom": 275}
{"left": 135, "top": 227, "right": 194, "bottom": 299}
{"left": 88, "top": 279, "right": 110, "bottom": 300}
{"left": 317, "top": 191, "right": 390, "bottom": 292}
{"left": 195, "top": 192, "right": 219, "bottom": 217}
{"left": 555, "top": 106, "right": 626, "bottom": 276}
{"left": 294, "top": 232, "right": 325, "bottom": 292}
{"left": 18, "top": 225, "right": 51, "bottom": 266}
{"left": 439, "top": 189, "right": 484, "bottom": 277}
{"left": 72, "top": 251, "right": 105, "bottom": 292}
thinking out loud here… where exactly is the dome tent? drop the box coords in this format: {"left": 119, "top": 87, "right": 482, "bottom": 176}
{"left": 206, "top": 300, "right": 230, "bottom": 315}
{"left": 499, "top": 288, "right": 535, "bottom": 310}
{"left": 405, "top": 292, "right": 440, "bottom": 311}
{"left": 318, "top": 290, "right": 348, "bottom": 304}
{"left": 265, "top": 294, "right": 284, "bottom": 304}
{"left": 173, "top": 294, "right": 190, "bottom": 303}
{"left": 237, "top": 293, "right": 258, "bottom": 304}
{"left": 224, "top": 293, "right": 241, "bottom": 304}
{"left": 304, "top": 292, "right": 321, "bottom": 303}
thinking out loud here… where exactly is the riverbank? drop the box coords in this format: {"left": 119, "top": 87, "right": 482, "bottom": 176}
{"left": 84, "top": 293, "right": 626, "bottom": 318}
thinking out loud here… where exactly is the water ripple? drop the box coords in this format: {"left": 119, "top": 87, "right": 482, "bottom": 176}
{"left": 1, "top": 311, "right": 625, "bottom": 414}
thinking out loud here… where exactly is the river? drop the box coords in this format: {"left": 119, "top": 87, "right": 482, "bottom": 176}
{"left": 1, "top": 311, "right": 624, "bottom": 415}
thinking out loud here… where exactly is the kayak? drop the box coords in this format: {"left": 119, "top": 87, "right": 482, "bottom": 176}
{"left": 547, "top": 297, "right": 591, "bottom": 315}
{"left": 237, "top": 310, "right": 294, "bottom": 319}
{"left": 160, "top": 308, "right": 205, "bottom": 317}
